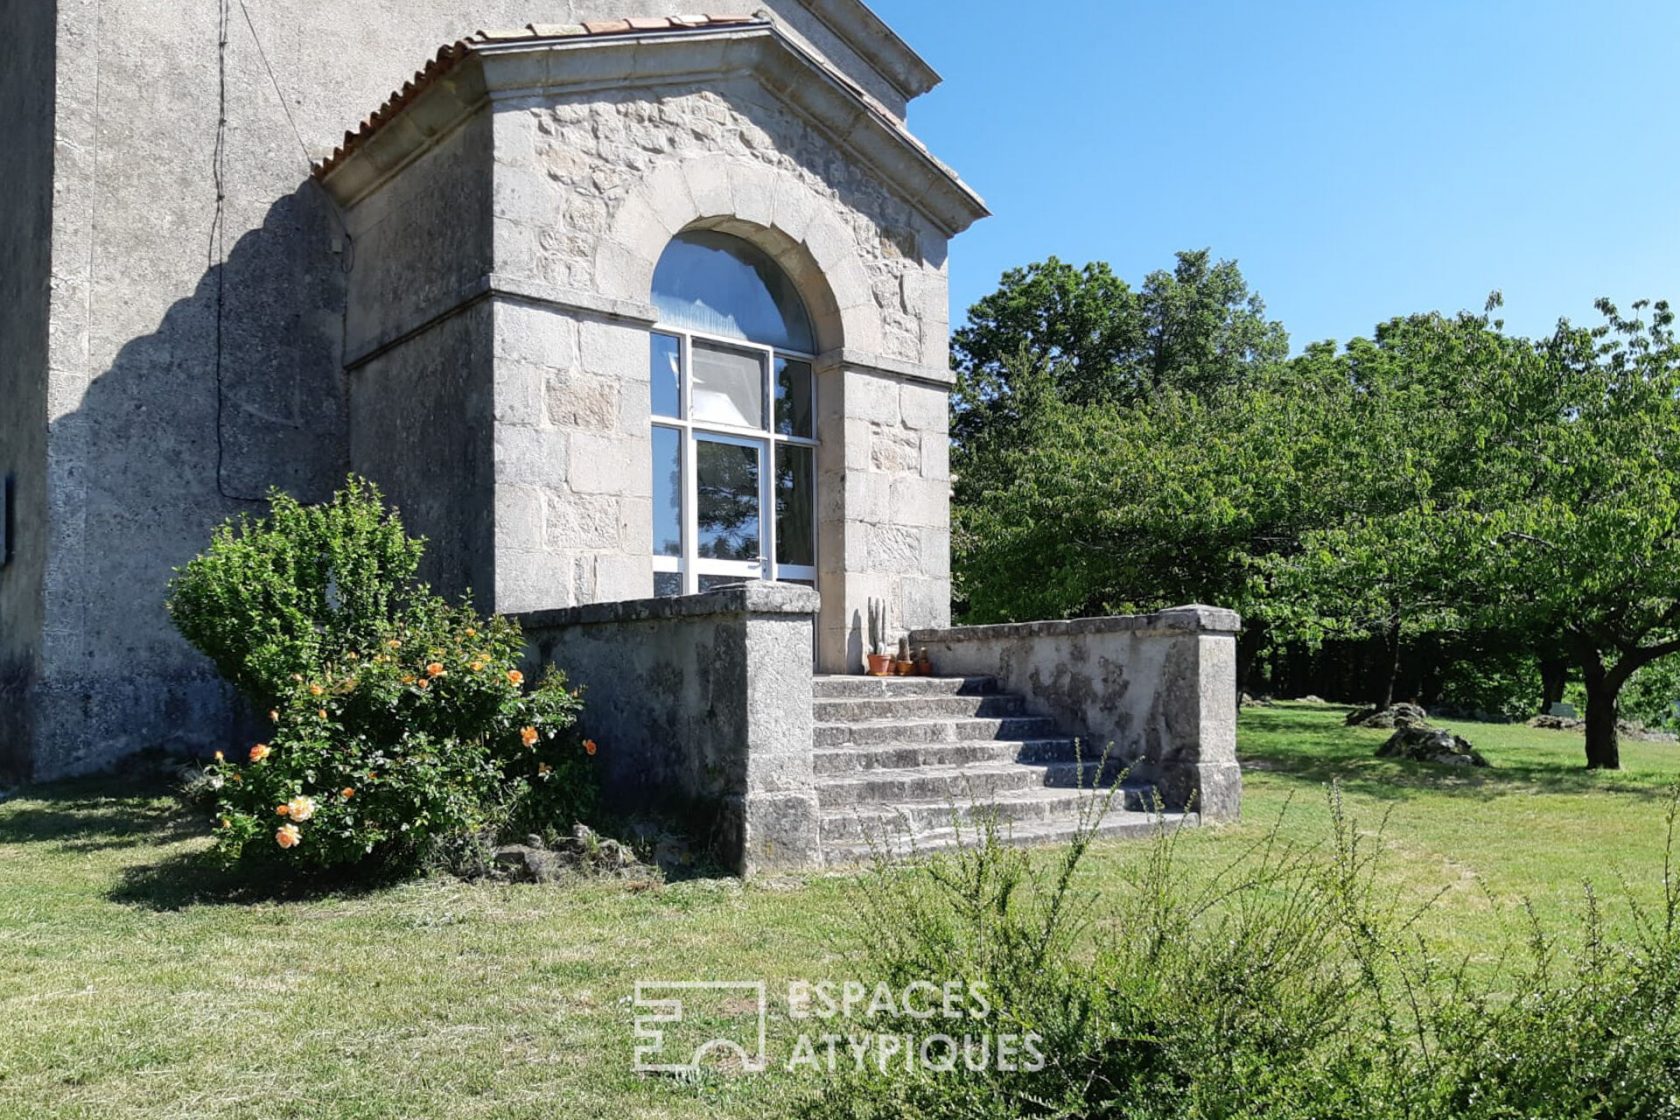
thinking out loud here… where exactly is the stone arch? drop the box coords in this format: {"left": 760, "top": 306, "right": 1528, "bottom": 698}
{"left": 595, "top": 156, "right": 880, "bottom": 355}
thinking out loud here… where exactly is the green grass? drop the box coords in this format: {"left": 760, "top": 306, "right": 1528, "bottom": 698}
{"left": 2, "top": 703, "right": 1677, "bottom": 1119}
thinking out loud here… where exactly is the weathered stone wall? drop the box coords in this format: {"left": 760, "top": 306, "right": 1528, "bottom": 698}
{"left": 520, "top": 582, "right": 820, "bottom": 873}
{"left": 0, "top": 0, "right": 58, "bottom": 777}
{"left": 18, "top": 0, "right": 937, "bottom": 779}
{"left": 911, "top": 607, "right": 1244, "bottom": 820}
{"left": 350, "top": 307, "right": 497, "bottom": 605}
{"left": 488, "top": 77, "right": 956, "bottom": 665}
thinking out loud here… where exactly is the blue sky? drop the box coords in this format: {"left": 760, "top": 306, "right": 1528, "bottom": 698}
{"left": 870, "top": 0, "right": 1680, "bottom": 351}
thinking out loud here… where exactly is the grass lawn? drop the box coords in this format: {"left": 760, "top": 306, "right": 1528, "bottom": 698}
{"left": 3, "top": 703, "right": 1677, "bottom": 1119}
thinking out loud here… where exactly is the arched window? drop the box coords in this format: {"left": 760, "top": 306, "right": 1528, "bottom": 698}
{"left": 649, "top": 231, "right": 817, "bottom": 596}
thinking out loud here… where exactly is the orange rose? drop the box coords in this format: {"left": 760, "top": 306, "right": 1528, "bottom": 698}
{"left": 465, "top": 628, "right": 477, "bottom": 638}
{"left": 268, "top": 709, "right": 279, "bottom": 723}
{"left": 583, "top": 739, "right": 598, "bottom": 757}
{"left": 317, "top": 708, "right": 328, "bottom": 720}
{"left": 308, "top": 683, "right": 324, "bottom": 697}
{"left": 417, "top": 679, "right": 430, "bottom": 690}
{"left": 401, "top": 674, "right": 416, "bottom": 685}
{"left": 506, "top": 670, "right": 524, "bottom": 686}
{"left": 276, "top": 804, "right": 291, "bottom": 817}
{"left": 249, "top": 743, "right": 271, "bottom": 763}
{"left": 286, "top": 796, "right": 316, "bottom": 823}
{"left": 426, "top": 662, "right": 445, "bottom": 678}
{"left": 387, "top": 639, "right": 401, "bottom": 650}
{"left": 469, "top": 661, "right": 484, "bottom": 672}
{"left": 341, "top": 787, "right": 355, "bottom": 799}
{"left": 276, "top": 824, "right": 302, "bottom": 849}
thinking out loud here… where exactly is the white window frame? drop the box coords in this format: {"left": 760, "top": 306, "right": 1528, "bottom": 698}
{"left": 651, "top": 326, "right": 819, "bottom": 596}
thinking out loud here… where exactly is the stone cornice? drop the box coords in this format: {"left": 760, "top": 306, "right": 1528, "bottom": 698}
{"left": 317, "top": 24, "right": 988, "bottom": 238}
{"left": 795, "top": 0, "right": 942, "bottom": 102}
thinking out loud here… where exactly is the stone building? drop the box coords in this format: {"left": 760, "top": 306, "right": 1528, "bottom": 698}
{"left": 2, "top": 3, "right": 1238, "bottom": 869}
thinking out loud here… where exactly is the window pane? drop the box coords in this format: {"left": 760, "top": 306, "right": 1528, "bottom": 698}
{"left": 699, "top": 574, "right": 752, "bottom": 592}
{"left": 652, "top": 426, "right": 682, "bottom": 558}
{"left": 654, "top": 571, "right": 684, "bottom": 598}
{"left": 650, "top": 230, "right": 816, "bottom": 352}
{"left": 775, "top": 444, "right": 815, "bottom": 567}
{"left": 775, "top": 358, "right": 813, "bottom": 438}
{"left": 691, "top": 342, "right": 764, "bottom": 430}
{"left": 651, "top": 333, "right": 682, "bottom": 419}
{"left": 696, "top": 439, "right": 761, "bottom": 561}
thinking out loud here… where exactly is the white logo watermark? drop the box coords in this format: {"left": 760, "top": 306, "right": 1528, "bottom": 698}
{"left": 630, "top": 979, "right": 1044, "bottom": 1075}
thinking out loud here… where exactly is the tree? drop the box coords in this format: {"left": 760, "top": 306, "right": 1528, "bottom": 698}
{"left": 951, "top": 250, "right": 1288, "bottom": 448}
{"left": 950, "top": 251, "right": 1293, "bottom": 625}
{"left": 1461, "top": 300, "right": 1680, "bottom": 768}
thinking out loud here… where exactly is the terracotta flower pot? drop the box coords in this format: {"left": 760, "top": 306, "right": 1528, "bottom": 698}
{"left": 895, "top": 659, "right": 915, "bottom": 676}
{"left": 866, "top": 653, "right": 892, "bottom": 677}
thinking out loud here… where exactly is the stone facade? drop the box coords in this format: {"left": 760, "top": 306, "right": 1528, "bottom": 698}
{"left": 521, "top": 582, "right": 823, "bottom": 874}
{"left": 911, "top": 607, "right": 1245, "bottom": 820}
{"left": 320, "top": 19, "right": 983, "bottom": 680}
{"left": 0, "top": 2, "right": 973, "bottom": 781}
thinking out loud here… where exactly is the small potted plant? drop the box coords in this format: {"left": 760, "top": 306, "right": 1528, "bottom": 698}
{"left": 895, "top": 636, "right": 915, "bottom": 676}
{"left": 865, "top": 598, "right": 891, "bottom": 676}
{"left": 915, "top": 646, "right": 933, "bottom": 676}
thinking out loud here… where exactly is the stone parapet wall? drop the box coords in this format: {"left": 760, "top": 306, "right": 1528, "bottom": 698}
{"left": 910, "top": 606, "right": 1243, "bottom": 820}
{"left": 519, "top": 582, "right": 820, "bottom": 874}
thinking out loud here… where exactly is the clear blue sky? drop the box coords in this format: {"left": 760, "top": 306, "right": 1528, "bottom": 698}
{"left": 870, "top": 0, "right": 1680, "bottom": 351}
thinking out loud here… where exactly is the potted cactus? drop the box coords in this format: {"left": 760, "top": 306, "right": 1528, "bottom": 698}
{"left": 865, "top": 598, "right": 892, "bottom": 676}
{"left": 895, "top": 636, "right": 915, "bottom": 676}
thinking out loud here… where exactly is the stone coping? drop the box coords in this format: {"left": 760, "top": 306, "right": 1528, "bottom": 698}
{"left": 911, "top": 604, "right": 1242, "bottom": 644}
{"left": 519, "top": 582, "right": 821, "bottom": 630}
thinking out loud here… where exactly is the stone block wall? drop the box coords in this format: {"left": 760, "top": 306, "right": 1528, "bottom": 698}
{"left": 520, "top": 582, "right": 821, "bottom": 874}
{"left": 8, "top": 2, "right": 968, "bottom": 780}
{"left": 0, "top": 0, "right": 57, "bottom": 776}
{"left": 911, "top": 606, "right": 1244, "bottom": 820}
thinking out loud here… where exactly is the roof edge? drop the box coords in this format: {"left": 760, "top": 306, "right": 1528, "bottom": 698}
{"left": 794, "top": 0, "right": 942, "bottom": 102}
{"left": 315, "top": 22, "right": 988, "bottom": 237}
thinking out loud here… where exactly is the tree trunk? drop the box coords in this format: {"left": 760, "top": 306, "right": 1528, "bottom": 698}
{"left": 1579, "top": 652, "right": 1621, "bottom": 770}
{"left": 1380, "top": 624, "right": 1400, "bottom": 709}
{"left": 1538, "top": 654, "right": 1569, "bottom": 714}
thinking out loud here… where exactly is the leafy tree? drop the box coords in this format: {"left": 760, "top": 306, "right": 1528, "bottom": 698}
{"left": 1460, "top": 300, "right": 1680, "bottom": 768}
{"left": 951, "top": 250, "right": 1288, "bottom": 448}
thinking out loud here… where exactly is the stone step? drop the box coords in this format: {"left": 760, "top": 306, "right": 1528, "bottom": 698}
{"left": 815, "top": 759, "right": 1127, "bottom": 808}
{"left": 819, "top": 785, "right": 1156, "bottom": 844}
{"left": 813, "top": 738, "right": 1097, "bottom": 775}
{"left": 814, "top": 715, "right": 1061, "bottom": 748}
{"left": 812, "top": 675, "right": 998, "bottom": 699}
{"left": 821, "top": 802, "right": 1191, "bottom": 865}
{"left": 812, "top": 694, "right": 1024, "bottom": 723}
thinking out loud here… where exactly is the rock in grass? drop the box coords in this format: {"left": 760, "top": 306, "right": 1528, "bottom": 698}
{"left": 1346, "top": 702, "right": 1432, "bottom": 730}
{"left": 1377, "top": 725, "right": 1489, "bottom": 767}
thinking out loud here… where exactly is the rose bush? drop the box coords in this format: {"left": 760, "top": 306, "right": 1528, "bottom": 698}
{"left": 170, "top": 478, "right": 595, "bottom": 871}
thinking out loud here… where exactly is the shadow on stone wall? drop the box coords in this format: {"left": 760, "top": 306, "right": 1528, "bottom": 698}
{"left": 27, "top": 179, "right": 350, "bottom": 781}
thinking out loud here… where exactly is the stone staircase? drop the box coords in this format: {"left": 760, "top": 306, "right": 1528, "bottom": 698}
{"left": 813, "top": 674, "right": 1190, "bottom": 865}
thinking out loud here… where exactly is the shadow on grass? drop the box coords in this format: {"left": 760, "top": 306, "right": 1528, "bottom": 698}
{"left": 1241, "top": 704, "right": 1680, "bottom": 806}
{"left": 108, "top": 849, "right": 402, "bottom": 912}
{"left": 0, "top": 777, "right": 199, "bottom": 852}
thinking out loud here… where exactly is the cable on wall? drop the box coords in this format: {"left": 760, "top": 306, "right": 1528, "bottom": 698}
{"left": 208, "top": 0, "right": 358, "bottom": 504}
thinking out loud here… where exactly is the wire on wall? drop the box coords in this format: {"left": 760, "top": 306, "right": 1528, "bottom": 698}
{"left": 208, "top": 0, "right": 356, "bottom": 505}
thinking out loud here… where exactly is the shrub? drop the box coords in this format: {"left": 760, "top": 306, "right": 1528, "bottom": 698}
{"left": 169, "top": 478, "right": 595, "bottom": 870}
{"left": 805, "top": 790, "right": 1680, "bottom": 1120}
